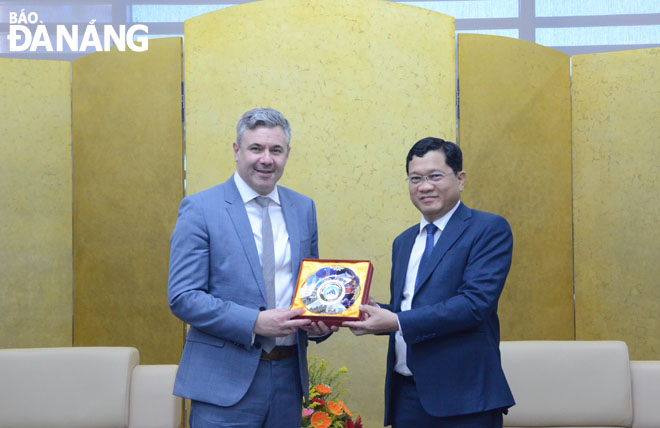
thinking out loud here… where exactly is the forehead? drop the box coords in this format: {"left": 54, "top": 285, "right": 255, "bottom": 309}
{"left": 408, "top": 150, "right": 450, "bottom": 172}
{"left": 241, "top": 126, "right": 287, "bottom": 146}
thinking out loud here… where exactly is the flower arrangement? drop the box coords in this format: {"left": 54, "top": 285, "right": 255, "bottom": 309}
{"left": 303, "top": 356, "right": 363, "bottom": 428}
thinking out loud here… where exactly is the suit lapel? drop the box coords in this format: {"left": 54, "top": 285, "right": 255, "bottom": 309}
{"left": 279, "top": 188, "right": 301, "bottom": 275}
{"left": 224, "top": 179, "right": 267, "bottom": 303}
{"left": 392, "top": 227, "right": 417, "bottom": 311}
{"left": 415, "top": 203, "right": 472, "bottom": 294}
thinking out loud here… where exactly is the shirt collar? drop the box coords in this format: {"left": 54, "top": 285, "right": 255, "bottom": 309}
{"left": 233, "top": 172, "right": 281, "bottom": 205}
{"left": 419, "top": 200, "right": 461, "bottom": 234}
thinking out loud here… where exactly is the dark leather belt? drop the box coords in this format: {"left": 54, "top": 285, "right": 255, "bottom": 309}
{"left": 260, "top": 345, "right": 297, "bottom": 361}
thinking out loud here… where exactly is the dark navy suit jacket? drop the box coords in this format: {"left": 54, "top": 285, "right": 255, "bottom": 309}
{"left": 383, "top": 202, "right": 515, "bottom": 424}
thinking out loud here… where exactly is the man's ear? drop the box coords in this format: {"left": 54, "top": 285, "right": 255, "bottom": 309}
{"left": 233, "top": 141, "right": 239, "bottom": 161}
{"left": 458, "top": 171, "right": 466, "bottom": 191}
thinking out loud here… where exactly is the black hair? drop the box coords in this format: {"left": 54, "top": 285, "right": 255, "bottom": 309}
{"left": 405, "top": 137, "right": 462, "bottom": 175}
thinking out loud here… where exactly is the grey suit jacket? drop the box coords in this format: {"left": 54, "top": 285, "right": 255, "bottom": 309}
{"left": 168, "top": 176, "right": 318, "bottom": 406}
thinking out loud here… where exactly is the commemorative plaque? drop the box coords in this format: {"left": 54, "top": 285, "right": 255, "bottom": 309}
{"left": 290, "top": 259, "right": 373, "bottom": 326}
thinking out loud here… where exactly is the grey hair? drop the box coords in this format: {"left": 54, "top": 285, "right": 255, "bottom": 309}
{"left": 235, "top": 107, "right": 291, "bottom": 145}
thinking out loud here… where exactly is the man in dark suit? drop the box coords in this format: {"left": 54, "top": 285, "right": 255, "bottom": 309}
{"left": 168, "top": 108, "right": 334, "bottom": 428}
{"left": 344, "top": 137, "right": 515, "bottom": 427}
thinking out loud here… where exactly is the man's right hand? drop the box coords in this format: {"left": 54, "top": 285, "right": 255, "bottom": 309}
{"left": 253, "top": 308, "right": 312, "bottom": 337}
{"left": 343, "top": 304, "right": 399, "bottom": 336}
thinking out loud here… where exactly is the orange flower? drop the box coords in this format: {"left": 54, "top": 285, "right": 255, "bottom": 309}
{"left": 314, "top": 384, "right": 332, "bottom": 396}
{"left": 326, "top": 401, "right": 342, "bottom": 415}
{"left": 339, "top": 401, "right": 353, "bottom": 417}
{"left": 310, "top": 411, "right": 331, "bottom": 428}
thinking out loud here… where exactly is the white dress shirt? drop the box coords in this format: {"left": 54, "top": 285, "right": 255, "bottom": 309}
{"left": 394, "top": 200, "right": 461, "bottom": 376}
{"left": 233, "top": 173, "right": 296, "bottom": 346}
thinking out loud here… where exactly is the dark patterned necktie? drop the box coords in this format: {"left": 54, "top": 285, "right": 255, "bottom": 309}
{"left": 415, "top": 223, "right": 438, "bottom": 290}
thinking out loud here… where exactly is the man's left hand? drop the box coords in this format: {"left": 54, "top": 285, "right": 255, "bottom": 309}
{"left": 301, "top": 320, "right": 338, "bottom": 336}
{"left": 343, "top": 305, "right": 399, "bottom": 335}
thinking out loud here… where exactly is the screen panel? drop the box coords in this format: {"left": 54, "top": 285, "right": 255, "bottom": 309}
{"left": 458, "top": 34, "right": 574, "bottom": 340}
{"left": 72, "top": 37, "right": 185, "bottom": 364}
{"left": 572, "top": 48, "right": 660, "bottom": 360}
{"left": 184, "top": 1, "right": 456, "bottom": 424}
{"left": 0, "top": 58, "right": 72, "bottom": 348}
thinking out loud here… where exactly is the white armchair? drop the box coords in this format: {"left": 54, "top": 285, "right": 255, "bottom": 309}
{"left": 0, "top": 347, "right": 181, "bottom": 428}
{"left": 500, "top": 341, "right": 660, "bottom": 428}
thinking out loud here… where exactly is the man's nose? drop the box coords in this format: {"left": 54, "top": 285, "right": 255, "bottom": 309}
{"left": 418, "top": 179, "right": 434, "bottom": 191}
{"left": 259, "top": 151, "right": 274, "bottom": 164}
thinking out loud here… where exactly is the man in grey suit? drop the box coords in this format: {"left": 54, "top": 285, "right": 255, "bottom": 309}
{"left": 168, "top": 108, "right": 334, "bottom": 428}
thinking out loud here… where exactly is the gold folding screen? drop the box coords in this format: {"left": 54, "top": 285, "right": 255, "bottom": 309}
{"left": 572, "top": 48, "right": 660, "bottom": 360}
{"left": 72, "top": 38, "right": 185, "bottom": 364}
{"left": 2, "top": 4, "right": 659, "bottom": 425}
{"left": 457, "top": 34, "right": 574, "bottom": 340}
{"left": 184, "top": 0, "right": 456, "bottom": 424}
{"left": 457, "top": 38, "right": 660, "bottom": 358}
{"left": 0, "top": 58, "right": 72, "bottom": 347}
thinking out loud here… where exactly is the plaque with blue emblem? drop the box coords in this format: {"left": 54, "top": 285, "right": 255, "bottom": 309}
{"left": 290, "top": 259, "right": 373, "bottom": 326}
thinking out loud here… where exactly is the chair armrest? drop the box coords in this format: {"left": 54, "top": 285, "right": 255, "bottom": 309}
{"left": 129, "top": 365, "right": 182, "bottom": 428}
{"left": 631, "top": 361, "right": 660, "bottom": 428}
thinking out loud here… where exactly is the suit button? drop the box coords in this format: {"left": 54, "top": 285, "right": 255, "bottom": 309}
{"left": 259, "top": 306, "right": 266, "bottom": 311}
